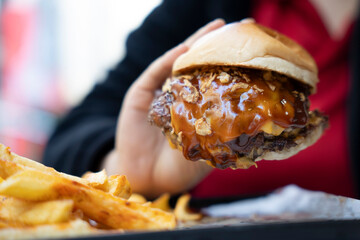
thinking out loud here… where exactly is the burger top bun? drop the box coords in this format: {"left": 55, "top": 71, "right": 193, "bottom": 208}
{"left": 173, "top": 19, "right": 319, "bottom": 93}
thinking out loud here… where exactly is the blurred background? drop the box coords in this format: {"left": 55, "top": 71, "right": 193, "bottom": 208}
{"left": 0, "top": 0, "right": 161, "bottom": 161}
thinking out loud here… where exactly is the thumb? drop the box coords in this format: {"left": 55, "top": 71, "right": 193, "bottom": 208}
{"left": 134, "top": 44, "right": 188, "bottom": 92}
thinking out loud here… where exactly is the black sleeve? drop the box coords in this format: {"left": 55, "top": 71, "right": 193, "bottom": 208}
{"left": 42, "top": 0, "right": 251, "bottom": 176}
{"left": 349, "top": 15, "right": 360, "bottom": 196}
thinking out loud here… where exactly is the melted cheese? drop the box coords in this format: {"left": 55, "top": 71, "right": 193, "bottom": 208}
{"left": 260, "top": 121, "right": 285, "bottom": 136}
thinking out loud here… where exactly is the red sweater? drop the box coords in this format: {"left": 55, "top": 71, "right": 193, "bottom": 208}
{"left": 192, "top": 0, "right": 355, "bottom": 198}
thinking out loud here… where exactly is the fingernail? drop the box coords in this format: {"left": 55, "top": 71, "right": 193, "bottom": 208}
{"left": 175, "top": 43, "right": 188, "bottom": 51}
{"left": 166, "top": 44, "right": 187, "bottom": 56}
{"left": 211, "top": 18, "right": 226, "bottom": 25}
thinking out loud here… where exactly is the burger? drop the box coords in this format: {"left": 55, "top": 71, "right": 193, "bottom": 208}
{"left": 148, "top": 19, "right": 328, "bottom": 170}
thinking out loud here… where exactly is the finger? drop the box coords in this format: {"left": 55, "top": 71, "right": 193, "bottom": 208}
{"left": 135, "top": 44, "right": 188, "bottom": 91}
{"left": 183, "top": 18, "right": 225, "bottom": 47}
{"left": 134, "top": 19, "right": 225, "bottom": 92}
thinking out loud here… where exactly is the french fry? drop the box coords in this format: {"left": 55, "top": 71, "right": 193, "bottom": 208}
{"left": 0, "top": 219, "right": 105, "bottom": 240}
{"left": 72, "top": 188, "right": 175, "bottom": 230}
{"left": 82, "top": 170, "right": 108, "bottom": 189}
{"left": 150, "top": 193, "right": 171, "bottom": 212}
{"left": 0, "top": 144, "right": 88, "bottom": 185}
{"left": 0, "top": 195, "right": 28, "bottom": 223}
{"left": 81, "top": 171, "right": 132, "bottom": 199}
{"left": 0, "top": 219, "right": 13, "bottom": 228}
{"left": 0, "top": 155, "right": 24, "bottom": 180}
{"left": 0, "top": 144, "right": 131, "bottom": 199}
{"left": 106, "top": 175, "right": 132, "bottom": 199}
{"left": 128, "top": 193, "right": 147, "bottom": 204}
{"left": 174, "top": 194, "right": 202, "bottom": 221}
{"left": 0, "top": 195, "right": 73, "bottom": 225}
{"left": 0, "top": 145, "right": 77, "bottom": 182}
{"left": 0, "top": 169, "right": 175, "bottom": 230}
{"left": 19, "top": 200, "right": 74, "bottom": 225}
{"left": 0, "top": 170, "right": 59, "bottom": 201}
{"left": 0, "top": 143, "right": 178, "bottom": 235}
{"left": 0, "top": 145, "right": 49, "bottom": 175}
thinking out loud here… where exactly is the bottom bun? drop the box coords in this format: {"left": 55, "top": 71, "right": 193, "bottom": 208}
{"left": 258, "top": 117, "right": 326, "bottom": 161}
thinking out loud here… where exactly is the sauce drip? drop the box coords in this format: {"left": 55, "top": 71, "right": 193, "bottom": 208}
{"left": 169, "top": 67, "right": 309, "bottom": 168}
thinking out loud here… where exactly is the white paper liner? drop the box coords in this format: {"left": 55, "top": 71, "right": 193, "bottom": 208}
{"left": 203, "top": 185, "right": 360, "bottom": 220}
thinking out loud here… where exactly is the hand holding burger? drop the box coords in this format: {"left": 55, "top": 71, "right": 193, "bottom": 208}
{"left": 102, "top": 19, "right": 226, "bottom": 197}
{"left": 149, "top": 19, "right": 328, "bottom": 170}
{"left": 103, "top": 19, "right": 328, "bottom": 197}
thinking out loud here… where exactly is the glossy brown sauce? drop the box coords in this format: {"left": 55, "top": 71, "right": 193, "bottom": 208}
{"left": 169, "top": 67, "right": 309, "bottom": 168}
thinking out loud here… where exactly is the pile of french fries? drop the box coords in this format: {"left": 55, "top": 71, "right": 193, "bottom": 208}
{"left": 0, "top": 144, "right": 201, "bottom": 239}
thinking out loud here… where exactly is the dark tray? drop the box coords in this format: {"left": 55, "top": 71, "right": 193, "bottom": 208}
{"left": 67, "top": 220, "right": 360, "bottom": 240}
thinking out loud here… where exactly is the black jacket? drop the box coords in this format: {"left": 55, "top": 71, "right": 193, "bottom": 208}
{"left": 43, "top": 0, "right": 360, "bottom": 196}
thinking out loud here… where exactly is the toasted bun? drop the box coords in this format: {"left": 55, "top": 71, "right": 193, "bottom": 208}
{"left": 173, "top": 19, "right": 318, "bottom": 93}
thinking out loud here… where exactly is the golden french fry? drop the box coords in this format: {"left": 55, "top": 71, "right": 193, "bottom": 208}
{"left": 0, "top": 144, "right": 176, "bottom": 231}
{"left": 81, "top": 170, "right": 132, "bottom": 199}
{"left": 0, "top": 156, "right": 24, "bottom": 180}
{"left": 128, "top": 193, "right": 147, "bottom": 204}
{"left": 0, "top": 145, "right": 46, "bottom": 170}
{"left": 174, "top": 194, "right": 202, "bottom": 221}
{"left": 0, "top": 170, "right": 59, "bottom": 201}
{"left": 0, "top": 144, "right": 132, "bottom": 199}
{"left": 0, "top": 219, "right": 104, "bottom": 240}
{"left": 66, "top": 181, "right": 175, "bottom": 229}
{"left": 0, "top": 144, "right": 89, "bottom": 186}
{"left": 106, "top": 175, "right": 132, "bottom": 199}
{"left": 150, "top": 193, "right": 171, "bottom": 212}
{"left": 82, "top": 170, "right": 108, "bottom": 189}
{"left": 0, "top": 219, "right": 12, "bottom": 229}
{"left": 0, "top": 195, "right": 29, "bottom": 222}
{"left": 0, "top": 169, "right": 175, "bottom": 230}
{"left": 0, "top": 195, "right": 73, "bottom": 225}
{"left": 19, "top": 200, "right": 74, "bottom": 225}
